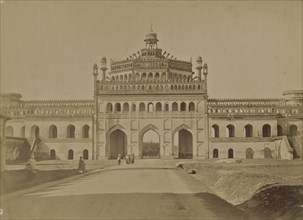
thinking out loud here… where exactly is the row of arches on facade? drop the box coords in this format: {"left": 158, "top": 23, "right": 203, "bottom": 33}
{"left": 211, "top": 124, "right": 299, "bottom": 138}
{"left": 208, "top": 107, "right": 301, "bottom": 115}
{"left": 105, "top": 102, "right": 196, "bottom": 113}
{"left": 101, "top": 83, "right": 203, "bottom": 92}
{"left": 109, "top": 72, "right": 192, "bottom": 83}
{"left": 212, "top": 147, "right": 273, "bottom": 159}
{"left": 2, "top": 108, "right": 93, "bottom": 117}
{"left": 49, "top": 149, "right": 89, "bottom": 160}
{"left": 6, "top": 124, "right": 90, "bottom": 139}
{"left": 209, "top": 107, "right": 275, "bottom": 114}
{"left": 107, "top": 126, "right": 193, "bottom": 159}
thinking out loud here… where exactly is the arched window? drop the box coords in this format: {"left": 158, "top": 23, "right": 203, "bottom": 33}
{"left": 244, "top": 124, "right": 253, "bottom": 137}
{"left": 50, "top": 149, "right": 56, "bottom": 160}
{"left": 277, "top": 125, "right": 283, "bottom": 136}
{"left": 226, "top": 124, "right": 235, "bottom": 137}
{"left": 165, "top": 103, "right": 169, "bottom": 112}
{"left": 139, "top": 102, "right": 145, "bottom": 112}
{"left": 156, "top": 102, "right": 162, "bottom": 111}
{"left": 132, "top": 104, "right": 136, "bottom": 112}
{"left": 30, "top": 125, "right": 40, "bottom": 138}
{"left": 123, "top": 103, "right": 129, "bottom": 112}
{"left": 189, "top": 102, "right": 195, "bottom": 111}
{"left": 228, "top": 148, "right": 234, "bottom": 158}
{"left": 180, "top": 102, "right": 186, "bottom": 111}
{"left": 67, "top": 125, "right": 75, "bottom": 138}
{"left": 6, "top": 126, "right": 14, "bottom": 137}
{"left": 83, "top": 149, "right": 89, "bottom": 160}
{"left": 106, "top": 103, "right": 113, "bottom": 112}
{"left": 82, "top": 125, "right": 89, "bottom": 138}
{"left": 289, "top": 125, "right": 298, "bottom": 136}
{"left": 172, "top": 102, "right": 178, "bottom": 111}
{"left": 212, "top": 125, "right": 219, "bottom": 138}
{"left": 21, "top": 126, "right": 25, "bottom": 138}
{"left": 246, "top": 148, "right": 254, "bottom": 159}
{"left": 154, "top": 73, "right": 160, "bottom": 81}
{"left": 213, "top": 149, "right": 219, "bottom": 158}
{"left": 262, "top": 124, "right": 271, "bottom": 137}
{"left": 49, "top": 125, "right": 57, "bottom": 138}
{"left": 135, "top": 73, "right": 140, "bottom": 81}
{"left": 148, "top": 103, "right": 154, "bottom": 112}
{"left": 68, "top": 149, "right": 74, "bottom": 160}
{"left": 142, "top": 73, "right": 147, "bottom": 81}
{"left": 115, "top": 103, "right": 121, "bottom": 112}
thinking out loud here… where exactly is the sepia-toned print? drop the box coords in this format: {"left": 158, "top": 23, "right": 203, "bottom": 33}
{"left": 0, "top": 1, "right": 302, "bottom": 220}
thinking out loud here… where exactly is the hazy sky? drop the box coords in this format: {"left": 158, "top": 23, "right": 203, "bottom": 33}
{"left": 1, "top": 1, "right": 302, "bottom": 100}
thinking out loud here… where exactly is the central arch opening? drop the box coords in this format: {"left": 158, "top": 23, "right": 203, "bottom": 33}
{"left": 109, "top": 129, "right": 127, "bottom": 159}
{"left": 142, "top": 130, "right": 160, "bottom": 159}
{"left": 174, "top": 129, "right": 193, "bottom": 159}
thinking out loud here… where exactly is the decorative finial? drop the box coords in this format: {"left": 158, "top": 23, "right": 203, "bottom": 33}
{"left": 100, "top": 57, "right": 107, "bottom": 71}
{"left": 93, "top": 63, "right": 98, "bottom": 76}
{"left": 196, "top": 56, "right": 203, "bottom": 69}
{"left": 150, "top": 24, "right": 153, "bottom": 32}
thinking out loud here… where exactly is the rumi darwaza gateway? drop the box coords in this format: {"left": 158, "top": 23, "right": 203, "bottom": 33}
{"left": 1, "top": 29, "right": 302, "bottom": 163}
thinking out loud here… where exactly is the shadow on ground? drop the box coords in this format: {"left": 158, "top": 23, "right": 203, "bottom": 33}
{"left": 238, "top": 184, "right": 303, "bottom": 220}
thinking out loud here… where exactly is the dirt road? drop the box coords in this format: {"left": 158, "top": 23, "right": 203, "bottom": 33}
{"left": 1, "top": 160, "right": 250, "bottom": 219}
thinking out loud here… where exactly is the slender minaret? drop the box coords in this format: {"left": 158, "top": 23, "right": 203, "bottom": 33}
{"left": 100, "top": 57, "right": 107, "bottom": 82}
{"left": 203, "top": 63, "right": 208, "bottom": 91}
{"left": 93, "top": 64, "right": 99, "bottom": 93}
{"left": 196, "top": 56, "right": 203, "bottom": 81}
{"left": 92, "top": 64, "right": 98, "bottom": 160}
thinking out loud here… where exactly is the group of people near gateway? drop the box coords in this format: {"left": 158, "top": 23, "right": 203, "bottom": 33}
{"left": 117, "top": 153, "right": 135, "bottom": 165}
{"left": 77, "top": 153, "right": 135, "bottom": 173}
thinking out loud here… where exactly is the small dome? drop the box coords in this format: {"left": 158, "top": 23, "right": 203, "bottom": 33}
{"left": 145, "top": 32, "right": 158, "bottom": 43}
{"left": 144, "top": 27, "right": 158, "bottom": 43}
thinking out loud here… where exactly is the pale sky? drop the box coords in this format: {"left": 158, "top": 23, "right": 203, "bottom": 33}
{"left": 1, "top": 1, "right": 302, "bottom": 100}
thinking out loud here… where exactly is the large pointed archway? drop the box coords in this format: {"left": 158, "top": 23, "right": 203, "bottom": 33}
{"left": 174, "top": 128, "right": 193, "bottom": 159}
{"left": 109, "top": 129, "right": 127, "bottom": 159}
{"left": 142, "top": 129, "right": 160, "bottom": 159}
{"left": 140, "top": 124, "right": 160, "bottom": 159}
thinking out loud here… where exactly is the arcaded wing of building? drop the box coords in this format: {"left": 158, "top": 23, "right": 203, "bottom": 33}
{"left": 1, "top": 30, "right": 302, "bottom": 162}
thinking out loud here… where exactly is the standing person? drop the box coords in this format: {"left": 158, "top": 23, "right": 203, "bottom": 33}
{"left": 117, "top": 154, "right": 122, "bottom": 165}
{"left": 78, "top": 156, "right": 86, "bottom": 173}
{"left": 131, "top": 153, "right": 135, "bottom": 164}
{"left": 125, "top": 154, "right": 129, "bottom": 164}
{"left": 25, "top": 157, "right": 36, "bottom": 179}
